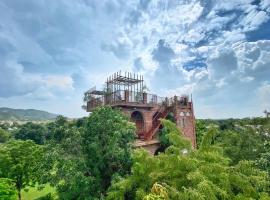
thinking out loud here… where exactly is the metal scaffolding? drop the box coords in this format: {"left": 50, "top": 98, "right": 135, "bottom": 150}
{"left": 106, "top": 71, "right": 144, "bottom": 94}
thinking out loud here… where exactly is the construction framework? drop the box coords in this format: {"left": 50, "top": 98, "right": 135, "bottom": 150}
{"left": 106, "top": 71, "right": 144, "bottom": 94}
{"left": 83, "top": 71, "right": 197, "bottom": 150}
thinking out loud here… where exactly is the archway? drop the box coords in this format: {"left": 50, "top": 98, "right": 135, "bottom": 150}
{"left": 131, "top": 111, "right": 144, "bottom": 136}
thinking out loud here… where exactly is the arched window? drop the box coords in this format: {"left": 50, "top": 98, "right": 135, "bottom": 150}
{"left": 180, "top": 118, "right": 185, "bottom": 128}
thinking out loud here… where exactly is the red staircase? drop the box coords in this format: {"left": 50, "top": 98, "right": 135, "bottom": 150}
{"left": 143, "top": 106, "right": 170, "bottom": 140}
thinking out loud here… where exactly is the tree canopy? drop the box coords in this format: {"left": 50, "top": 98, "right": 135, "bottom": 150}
{"left": 0, "top": 140, "right": 45, "bottom": 200}
{"left": 106, "top": 120, "right": 270, "bottom": 200}
{"left": 0, "top": 178, "right": 17, "bottom": 200}
{"left": 44, "top": 106, "right": 136, "bottom": 199}
{"left": 14, "top": 122, "right": 47, "bottom": 144}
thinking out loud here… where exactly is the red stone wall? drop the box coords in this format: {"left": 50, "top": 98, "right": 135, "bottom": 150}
{"left": 121, "top": 107, "right": 158, "bottom": 136}
{"left": 119, "top": 102, "right": 196, "bottom": 148}
{"left": 173, "top": 102, "right": 196, "bottom": 148}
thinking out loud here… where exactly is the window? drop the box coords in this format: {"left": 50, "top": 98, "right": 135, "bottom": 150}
{"left": 180, "top": 118, "right": 185, "bottom": 128}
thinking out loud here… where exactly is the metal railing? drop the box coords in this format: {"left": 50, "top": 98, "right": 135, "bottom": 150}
{"left": 86, "top": 90, "right": 190, "bottom": 111}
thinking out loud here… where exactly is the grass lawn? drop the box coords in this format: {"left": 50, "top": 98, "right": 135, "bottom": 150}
{"left": 21, "top": 184, "right": 56, "bottom": 200}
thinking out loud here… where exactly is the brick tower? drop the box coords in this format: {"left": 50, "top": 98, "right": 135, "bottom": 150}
{"left": 83, "top": 71, "right": 196, "bottom": 152}
{"left": 173, "top": 96, "right": 196, "bottom": 147}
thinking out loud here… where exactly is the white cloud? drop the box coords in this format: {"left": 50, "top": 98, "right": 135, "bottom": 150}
{"left": 0, "top": 60, "right": 74, "bottom": 98}
{"left": 44, "top": 75, "right": 73, "bottom": 91}
{"left": 257, "top": 82, "right": 270, "bottom": 110}
{"left": 1, "top": 0, "right": 270, "bottom": 118}
{"left": 242, "top": 10, "right": 269, "bottom": 31}
{"left": 260, "top": 0, "right": 270, "bottom": 12}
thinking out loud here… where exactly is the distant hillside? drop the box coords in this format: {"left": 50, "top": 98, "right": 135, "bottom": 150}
{"left": 0, "top": 107, "right": 59, "bottom": 121}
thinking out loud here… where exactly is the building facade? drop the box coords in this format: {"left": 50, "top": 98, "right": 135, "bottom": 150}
{"left": 83, "top": 72, "right": 196, "bottom": 152}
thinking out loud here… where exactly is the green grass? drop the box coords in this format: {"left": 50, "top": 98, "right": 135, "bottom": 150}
{"left": 21, "top": 184, "right": 56, "bottom": 200}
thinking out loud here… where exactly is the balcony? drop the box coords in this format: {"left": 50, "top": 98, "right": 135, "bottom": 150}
{"left": 86, "top": 90, "right": 171, "bottom": 112}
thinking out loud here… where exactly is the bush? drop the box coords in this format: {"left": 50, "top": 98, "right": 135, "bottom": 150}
{"left": 34, "top": 193, "right": 54, "bottom": 200}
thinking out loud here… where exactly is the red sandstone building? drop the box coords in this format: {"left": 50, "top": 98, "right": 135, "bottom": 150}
{"left": 83, "top": 72, "right": 196, "bottom": 153}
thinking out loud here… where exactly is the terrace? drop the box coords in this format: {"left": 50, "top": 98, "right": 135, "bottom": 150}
{"left": 83, "top": 71, "right": 191, "bottom": 112}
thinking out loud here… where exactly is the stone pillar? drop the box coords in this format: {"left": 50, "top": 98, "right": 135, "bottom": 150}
{"left": 143, "top": 93, "right": 147, "bottom": 104}
{"left": 143, "top": 111, "right": 154, "bottom": 135}
{"left": 124, "top": 90, "right": 129, "bottom": 102}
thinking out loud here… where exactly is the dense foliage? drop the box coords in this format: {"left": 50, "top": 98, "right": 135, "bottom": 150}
{"left": 0, "top": 178, "right": 17, "bottom": 200}
{"left": 196, "top": 118, "right": 270, "bottom": 168}
{"left": 43, "top": 106, "right": 135, "bottom": 200}
{"left": 0, "top": 109, "right": 270, "bottom": 200}
{"left": 0, "top": 140, "right": 45, "bottom": 200}
{"left": 14, "top": 122, "right": 47, "bottom": 144}
{"left": 107, "top": 120, "right": 270, "bottom": 200}
{"left": 82, "top": 107, "right": 135, "bottom": 196}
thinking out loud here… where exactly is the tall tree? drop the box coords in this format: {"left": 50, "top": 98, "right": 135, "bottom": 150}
{"left": 44, "top": 126, "right": 92, "bottom": 200}
{"left": 82, "top": 106, "right": 136, "bottom": 197}
{"left": 44, "top": 106, "right": 135, "bottom": 199}
{"left": 0, "top": 140, "right": 44, "bottom": 200}
{"left": 45, "top": 115, "right": 69, "bottom": 142}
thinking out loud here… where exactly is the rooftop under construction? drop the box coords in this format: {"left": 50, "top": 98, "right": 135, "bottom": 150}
{"left": 83, "top": 71, "right": 173, "bottom": 110}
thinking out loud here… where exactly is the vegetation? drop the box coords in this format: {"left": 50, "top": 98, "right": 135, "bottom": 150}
{"left": 107, "top": 120, "right": 270, "bottom": 200}
{"left": 0, "top": 127, "right": 9, "bottom": 143}
{"left": 0, "top": 178, "right": 17, "bottom": 200}
{"left": 196, "top": 118, "right": 270, "bottom": 168}
{"left": 0, "top": 140, "right": 45, "bottom": 200}
{"left": 0, "top": 106, "right": 269, "bottom": 200}
{"left": 21, "top": 185, "right": 56, "bottom": 200}
{"left": 14, "top": 122, "right": 47, "bottom": 144}
{"left": 43, "top": 107, "right": 135, "bottom": 199}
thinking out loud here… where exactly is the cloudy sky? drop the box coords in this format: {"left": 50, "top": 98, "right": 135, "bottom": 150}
{"left": 0, "top": 0, "right": 270, "bottom": 118}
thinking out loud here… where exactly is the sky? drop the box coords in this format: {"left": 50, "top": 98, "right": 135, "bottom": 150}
{"left": 0, "top": 0, "right": 270, "bottom": 119}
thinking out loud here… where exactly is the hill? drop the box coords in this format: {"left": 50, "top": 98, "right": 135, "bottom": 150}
{"left": 0, "top": 107, "right": 59, "bottom": 121}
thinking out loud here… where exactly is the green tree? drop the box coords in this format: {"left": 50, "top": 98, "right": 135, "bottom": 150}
{"left": 195, "top": 119, "right": 208, "bottom": 147}
{"left": 0, "top": 127, "right": 9, "bottom": 143}
{"left": 215, "top": 128, "right": 265, "bottom": 165}
{"left": 45, "top": 115, "right": 69, "bottom": 142}
{"left": 82, "top": 106, "right": 135, "bottom": 198}
{"left": 0, "top": 178, "right": 17, "bottom": 200}
{"left": 14, "top": 122, "right": 47, "bottom": 144}
{"left": 44, "top": 106, "right": 135, "bottom": 199}
{"left": 106, "top": 120, "right": 270, "bottom": 200}
{"left": 256, "top": 151, "right": 270, "bottom": 176}
{"left": 0, "top": 140, "right": 44, "bottom": 200}
{"left": 44, "top": 126, "right": 92, "bottom": 200}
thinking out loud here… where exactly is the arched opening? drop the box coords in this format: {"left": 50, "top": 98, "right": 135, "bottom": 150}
{"left": 131, "top": 111, "right": 144, "bottom": 136}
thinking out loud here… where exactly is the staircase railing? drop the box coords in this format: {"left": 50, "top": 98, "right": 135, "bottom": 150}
{"left": 144, "top": 106, "right": 170, "bottom": 140}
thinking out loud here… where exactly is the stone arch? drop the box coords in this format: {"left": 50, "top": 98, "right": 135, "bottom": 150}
{"left": 131, "top": 111, "right": 144, "bottom": 136}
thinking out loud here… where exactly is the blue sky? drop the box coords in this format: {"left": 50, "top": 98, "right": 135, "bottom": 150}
{"left": 0, "top": 0, "right": 270, "bottom": 119}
